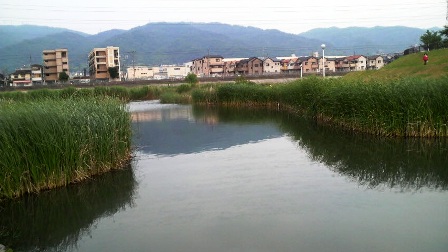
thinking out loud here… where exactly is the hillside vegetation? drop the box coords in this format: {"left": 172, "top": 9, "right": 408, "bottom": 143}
{"left": 344, "top": 48, "right": 448, "bottom": 80}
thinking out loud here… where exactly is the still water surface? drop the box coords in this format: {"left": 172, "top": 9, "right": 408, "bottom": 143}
{"left": 1, "top": 101, "right": 447, "bottom": 251}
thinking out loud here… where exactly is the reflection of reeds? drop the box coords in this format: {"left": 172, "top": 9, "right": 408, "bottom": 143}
{"left": 192, "top": 76, "right": 448, "bottom": 137}
{"left": 194, "top": 106, "right": 448, "bottom": 191}
{"left": 0, "top": 166, "right": 136, "bottom": 251}
{"left": 279, "top": 114, "right": 448, "bottom": 191}
{"left": 0, "top": 97, "right": 132, "bottom": 199}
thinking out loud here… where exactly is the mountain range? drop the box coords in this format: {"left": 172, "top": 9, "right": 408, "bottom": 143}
{"left": 0, "top": 22, "right": 434, "bottom": 73}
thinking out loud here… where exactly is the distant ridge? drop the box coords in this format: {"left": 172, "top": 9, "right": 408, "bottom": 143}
{"left": 299, "top": 26, "right": 426, "bottom": 55}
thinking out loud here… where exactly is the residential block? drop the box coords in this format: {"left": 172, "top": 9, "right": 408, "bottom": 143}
{"left": 42, "top": 48, "right": 69, "bottom": 82}
{"left": 88, "top": 46, "right": 120, "bottom": 81}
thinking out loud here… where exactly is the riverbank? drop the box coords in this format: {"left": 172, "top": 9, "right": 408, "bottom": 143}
{"left": 191, "top": 76, "right": 448, "bottom": 137}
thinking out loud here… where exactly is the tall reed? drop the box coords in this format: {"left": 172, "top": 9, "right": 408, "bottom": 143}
{"left": 0, "top": 85, "right": 163, "bottom": 102}
{"left": 192, "top": 76, "right": 448, "bottom": 137}
{"left": 0, "top": 97, "right": 132, "bottom": 199}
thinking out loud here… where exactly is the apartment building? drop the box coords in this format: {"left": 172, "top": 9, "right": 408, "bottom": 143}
{"left": 42, "top": 48, "right": 69, "bottom": 82}
{"left": 88, "top": 46, "right": 120, "bottom": 81}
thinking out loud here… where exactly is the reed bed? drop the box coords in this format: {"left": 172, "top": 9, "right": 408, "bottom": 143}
{"left": 192, "top": 76, "right": 448, "bottom": 137}
{"left": 0, "top": 85, "right": 163, "bottom": 102}
{"left": 0, "top": 97, "right": 132, "bottom": 199}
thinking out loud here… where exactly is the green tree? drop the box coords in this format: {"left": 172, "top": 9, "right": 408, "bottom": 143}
{"left": 420, "top": 30, "right": 443, "bottom": 51}
{"left": 185, "top": 73, "right": 198, "bottom": 85}
{"left": 108, "top": 67, "right": 120, "bottom": 79}
{"left": 439, "top": 25, "right": 448, "bottom": 48}
{"left": 58, "top": 71, "right": 69, "bottom": 82}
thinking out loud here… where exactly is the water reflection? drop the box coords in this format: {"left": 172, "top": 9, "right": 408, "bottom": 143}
{"left": 0, "top": 167, "right": 136, "bottom": 251}
{"left": 131, "top": 102, "right": 283, "bottom": 157}
{"left": 279, "top": 116, "right": 448, "bottom": 191}
{"left": 132, "top": 102, "right": 448, "bottom": 190}
{"left": 192, "top": 105, "right": 448, "bottom": 191}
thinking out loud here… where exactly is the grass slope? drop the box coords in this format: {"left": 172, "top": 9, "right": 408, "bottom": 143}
{"left": 344, "top": 48, "right": 448, "bottom": 80}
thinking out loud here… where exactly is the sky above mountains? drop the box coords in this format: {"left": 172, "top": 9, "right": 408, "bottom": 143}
{"left": 1, "top": 0, "right": 446, "bottom": 35}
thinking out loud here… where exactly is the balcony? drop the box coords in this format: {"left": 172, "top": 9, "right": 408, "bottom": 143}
{"left": 44, "top": 68, "right": 57, "bottom": 74}
{"left": 43, "top": 54, "right": 56, "bottom": 60}
{"left": 44, "top": 61, "right": 57, "bottom": 67}
{"left": 97, "top": 66, "right": 108, "bottom": 71}
{"left": 95, "top": 52, "right": 107, "bottom": 57}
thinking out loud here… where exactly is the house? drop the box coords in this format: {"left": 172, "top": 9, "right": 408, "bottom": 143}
{"left": 235, "top": 57, "right": 263, "bottom": 75}
{"left": 88, "top": 46, "right": 120, "bottom": 81}
{"left": 262, "top": 57, "right": 282, "bottom": 74}
{"left": 319, "top": 57, "right": 338, "bottom": 73}
{"left": 10, "top": 68, "right": 32, "bottom": 86}
{"left": 191, "top": 55, "right": 224, "bottom": 77}
{"left": 223, "top": 58, "right": 248, "bottom": 76}
{"left": 336, "top": 55, "right": 367, "bottom": 72}
{"left": 299, "top": 56, "right": 319, "bottom": 73}
{"left": 280, "top": 58, "right": 292, "bottom": 72}
{"left": 43, "top": 48, "right": 69, "bottom": 83}
{"left": 346, "top": 55, "right": 367, "bottom": 71}
{"left": 367, "top": 55, "right": 385, "bottom": 70}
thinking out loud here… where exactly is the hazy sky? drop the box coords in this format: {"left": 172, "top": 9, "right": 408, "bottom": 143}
{"left": 1, "top": 0, "right": 446, "bottom": 34}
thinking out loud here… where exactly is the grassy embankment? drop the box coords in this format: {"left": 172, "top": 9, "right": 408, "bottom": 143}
{"left": 344, "top": 48, "right": 448, "bottom": 81}
{"left": 192, "top": 49, "right": 448, "bottom": 137}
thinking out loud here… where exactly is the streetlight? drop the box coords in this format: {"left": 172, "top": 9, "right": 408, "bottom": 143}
{"left": 321, "top": 44, "right": 326, "bottom": 77}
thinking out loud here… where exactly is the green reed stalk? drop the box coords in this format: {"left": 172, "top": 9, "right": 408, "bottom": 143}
{"left": 0, "top": 97, "right": 132, "bottom": 199}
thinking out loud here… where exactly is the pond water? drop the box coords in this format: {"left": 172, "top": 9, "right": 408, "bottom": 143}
{"left": 1, "top": 101, "right": 447, "bottom": 252}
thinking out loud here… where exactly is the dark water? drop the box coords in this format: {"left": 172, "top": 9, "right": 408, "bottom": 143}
{"left": 1, "top": 101, "right": 447, "bottom": 252}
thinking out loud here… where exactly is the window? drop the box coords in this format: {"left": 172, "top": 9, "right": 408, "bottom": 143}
{"left": 254, "top": 64, "right": 259, "bottom": 67}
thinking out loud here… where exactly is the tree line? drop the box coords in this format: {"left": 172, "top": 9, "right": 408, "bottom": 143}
{"left": 420, "top": 26, "right": 448, "bottom": 51}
